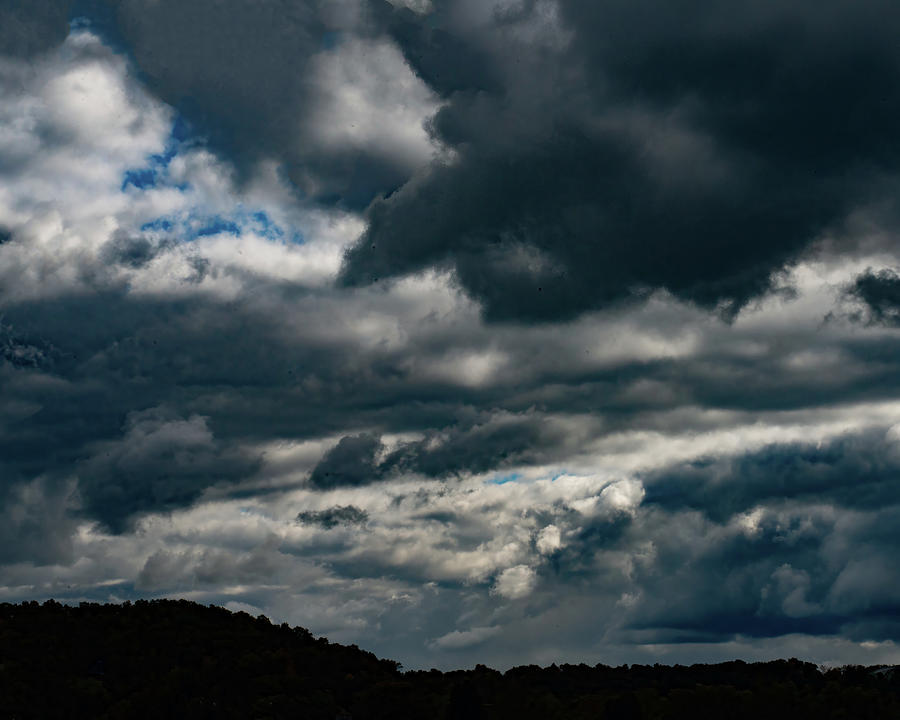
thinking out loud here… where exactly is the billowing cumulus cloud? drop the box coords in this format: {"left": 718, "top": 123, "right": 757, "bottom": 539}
{"left": 535, "top": 524, "right": 561, "bottom": 555}
{"left": 492, "top": 565, "right": 536, "bottom": 600}
{"left": 2, "top": 0, "right": 900, "bottom": 673}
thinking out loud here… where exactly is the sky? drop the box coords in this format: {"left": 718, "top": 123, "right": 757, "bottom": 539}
{"left": 2, "top": 0, "right": 900, "bottom": 671}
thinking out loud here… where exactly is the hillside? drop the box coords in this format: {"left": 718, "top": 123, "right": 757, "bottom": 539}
{"left": 0, "top": 600, "right": 898, "bottom": 719}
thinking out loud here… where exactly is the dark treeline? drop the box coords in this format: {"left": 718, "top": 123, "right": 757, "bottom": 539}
{"left": 1, "top": 600, "right": 898, "bottom": 719}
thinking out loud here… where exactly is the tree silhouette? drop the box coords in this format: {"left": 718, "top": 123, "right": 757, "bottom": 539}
{"left": 0, "top": 600, "right": 897, "bottom": 719}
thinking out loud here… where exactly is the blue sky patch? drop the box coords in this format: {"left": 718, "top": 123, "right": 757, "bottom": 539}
{"left": 246, "top": 211, "right": 284, "bottom": 241}
{"left": 117, "top": 108, "right": 299, "bottom": 246}
{"left": 140, "top": 212, "right": 246, "bottom": 241}
{"left": 140, "top": 218, "right": 174, "bottom": 234}
{"left": 121, "top": 114, "right": 197, "bottom": 193}
{"left": 122, "top": 167, "right": 159, "bottom": 191}
{"left": 192, "top": 217, "right": 242, "bottom": 239}
{"left": 139, "top": 209, "right": 299, "bottom": 244}
{"left": 488, "top": 473, "right": 521, "bottom": 485}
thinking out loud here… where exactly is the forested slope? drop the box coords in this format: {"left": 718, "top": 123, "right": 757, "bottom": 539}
{"left": 1, "top": 600, "right": 898, "bottom": 719}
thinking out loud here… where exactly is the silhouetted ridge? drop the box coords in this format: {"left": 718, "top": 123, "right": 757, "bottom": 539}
{"left": 1, "top": 600, "right": 898, "bottom": 719}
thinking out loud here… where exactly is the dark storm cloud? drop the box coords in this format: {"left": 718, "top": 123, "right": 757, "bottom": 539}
{"left": 296, "top": 505, "right": 369, "bottom": 528}
{"left": 77, "top": 406, "right": 261, "bottom": 533}
{"left": 643, "top": 430, "right": 900, "bottom": 521}
{"left": 846, "top": 268, "right": 900, "bottom": 326}
{"left": 0, "top": 326, "right": 60, "bottom": 370}
{"left": 0, "top": 287, "right": 533, "bottom": 527}
{"left": 308, "top": 417, "right": 563, "bottom": 489}
{"left": 546, "top": 512, "right": 635, "bottom": 581}
{"left": 0, "top": 0, "right": 71, "bottom": 58}
{"left": 108, "top": 0, "right": 315, "bottom": 164}
{"left": 0, "top": 291, "right": 309, "bottom": 531}
{"left": 383, "top": 416, "right": 561, "bottom": 477}
{"left": 618, "top": 501, "right": 900, "bottom": 644}
{"left": 308, "top": 434, "right": 384, "bottom": 489}
{"left": 521, "top": 430, "right": 900, "bottom": 647}
{"left": 0, "top": 475, "right": 78, "bottom": 566}
{"left": 370, "top": 0, "right": 499, "bottom": 96}
{"left": 532, "top": 501, "right": 870, "bottom": 647}
{"left": 341, "top": 0, "right": 900, "bottom": 321}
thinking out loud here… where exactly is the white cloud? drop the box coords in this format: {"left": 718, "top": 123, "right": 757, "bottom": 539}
{"left": 429, "top": 625, "right": 501, "bottom": 650}
{"left": 306, "top": 37, "right": 441, "bottom": 170}
{"left": 599, "top": 479, "right": 645, "bottom": 514}
{"left": 0, "top": 31, "right": 170, "bottom": 302}
{"left": 491, "top": 565, "right": 536, "bottom": 600}
{"left": 0, "top": 27, "right": 377, "bottom": 308}
{"left": 536, "top": 524, "right": 561, "bottom": 554}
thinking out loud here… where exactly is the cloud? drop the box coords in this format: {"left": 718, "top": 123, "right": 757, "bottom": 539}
{"left": 100, "top": 231, "right": 172, "bottom": 269}
{"left": 308, "top": 434, "right": 385, "bottom": 489}
{"left": 340, "top": 0, "right": 900, "bottom": 321}
{"left": 296, "top": 505, "right": 369, "bottom": 528}
{"left": 0, "top": 476, "right": 79, "bottom": 566}
{"left": 642, "top": 428, "right": 900, "bottom": 521}
{"left": 429, "top": 625, "right": 501, "bottom": 650}
{"left": 106, "top": 0, "right": 438, "bottom": 208}
{"left": 535, "top": 524, "right": 561, "bottom": 555}
{"left": 845, "top": 268, "right": 900, "bottom": 326}
{"left": 303, "top": 35, "right": 441, "bottom": 184}
{"left": 0, "top": 0, "right": 71, "bottom": 58}
{"left": 78, "top": 407, "right": 261, "bottom": 532}
{"left": 306, "top": 416, "right": 566, "bottom": 489}
{"left": 0, "top": 27, "right": 172, "bottom": 302}
{"left": 491, "top": 565, "right": 536, "bottom": 600}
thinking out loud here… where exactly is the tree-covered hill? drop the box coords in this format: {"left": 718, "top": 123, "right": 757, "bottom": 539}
{"left": 0, "top": 600, "right": 898, "bottom": 719}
